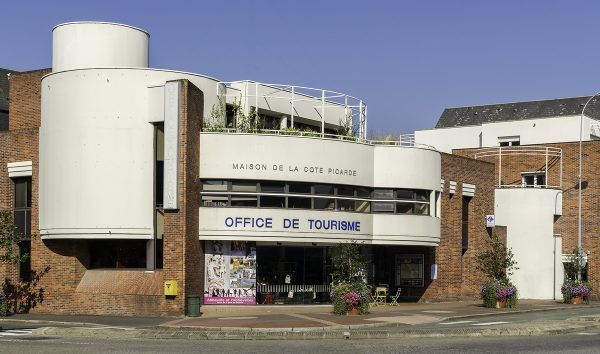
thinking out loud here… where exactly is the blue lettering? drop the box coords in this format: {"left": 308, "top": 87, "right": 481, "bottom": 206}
{"left": 292, "top": 219, "right": 299, "bottom": 229}
{"left": 235, "top": 217, "right": 242, "bottom": 227}
{"left": 308, "top": 219, "right": 315, "bottom": 229}
{"left": 355, "top": 221, "right": 360, "bottom": 232}
{"left": 283, "top": 218, "right": 292, "bottom": 228}
{"left": 348, "top": 222, "right": 355, "bottom": 231}
{"left": 265, "top": 218, "right": 273, "bottom": 228}
{"left": 256, "top": 218, "right": 265, "bottom": 228}
{"left": 225, "top": 217, "right": 234, "bottom": 227}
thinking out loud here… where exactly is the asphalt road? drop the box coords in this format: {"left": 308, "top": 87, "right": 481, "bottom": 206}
{"left": 0, "top": 329, "right": 599, "bottom": 353}
{"left": 1, "top": 307, "right": 600, "bottom": 353}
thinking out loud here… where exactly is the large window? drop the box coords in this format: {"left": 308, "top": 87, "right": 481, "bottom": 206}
{"left": 395, "top": 254, "right": 424, "bottom": 287}
{"left": 200, "top": 180, "right": 431, "bottom": 215}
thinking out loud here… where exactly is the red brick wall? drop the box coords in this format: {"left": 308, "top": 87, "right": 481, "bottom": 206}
{"left": 456, "top": 141, "right": 600, "bottom": 299}
{"left": 421, "top": 153, "right": 496, "bottom": 301}
{"left": 1, "top": 73, "right": 206, "bottom": 316}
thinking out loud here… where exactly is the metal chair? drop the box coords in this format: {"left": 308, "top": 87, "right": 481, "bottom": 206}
{"left": 389, "top": 288, "right": 401, "bottom": 306}
{"left": 374, "top": 286, "right": 388, "bottom": 306}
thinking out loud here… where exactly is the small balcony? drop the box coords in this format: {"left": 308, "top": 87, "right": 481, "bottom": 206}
{"left": 473, "top": 146, "right": 562, "bottom": 189}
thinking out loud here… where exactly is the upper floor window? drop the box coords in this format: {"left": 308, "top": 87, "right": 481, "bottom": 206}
{"left": 498, "top": 136, "right": 520, "bottom": 147}
{"left": 522, "top": 172, "right": 546, "bottom": 188}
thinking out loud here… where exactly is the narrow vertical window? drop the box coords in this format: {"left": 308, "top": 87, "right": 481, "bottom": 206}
{"left": 13, "top": 177, "right": 32, "bottom": 281}
{"left": 461, "top": 196, "right": 471, "bottom": 253}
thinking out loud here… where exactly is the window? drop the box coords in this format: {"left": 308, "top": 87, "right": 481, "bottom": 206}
{"left": 395, "top": 254, "right": 424, "bottom": 287}
{"left": 155, "top": 124, "right": 164, "bottom": 207}
{"left": 18, "top": 241, "right": 31, "bottom": 281}
{"left": 522, "top": 172, "right": 546, "bottom": 188}
{"left": 199, "top": 180, "right": 431, "bottom": 215}
{"left": 462, "top": 197, "right": 471, "bottom": 252}
{"left": 13, "top": 177, "right": 31, "bottom": 238}
{"left": 498, "top": 136, "right": 520, "bottom": 147}
{"left": 89, "top": 240, "right": 147, "bottom": 269}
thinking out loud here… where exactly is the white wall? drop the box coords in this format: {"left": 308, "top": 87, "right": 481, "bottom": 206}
{"left": 414, "top": 125, "right": 482, "bottom": 153}
{"left": 199, "top": 133, "right": 441, "bottom": 191}
{"left": 415, "top": 116, "right": 599, "bottom": 153}
{"left": 39, "top": 68, "right": 221, "bottom": 239}
{"left": 53, "top": 22, "right": 149, "bottom": 72}
{"left": 494, "top": 188, "right": 563, "bottom": 299}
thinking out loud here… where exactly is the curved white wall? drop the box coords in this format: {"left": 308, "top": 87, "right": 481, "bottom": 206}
{"left": 39, "top": 68, "right": 220, "bottom": 239}
{"left": 53, "top": 22, "right": 149, "bottom": 72}
{"left": 199, "top": 133, "right": 441, "bottom": 245}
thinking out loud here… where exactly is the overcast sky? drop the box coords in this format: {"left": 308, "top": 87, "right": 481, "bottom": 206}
{"left": 2, "top": 0, "right": 600, "bottom": 134}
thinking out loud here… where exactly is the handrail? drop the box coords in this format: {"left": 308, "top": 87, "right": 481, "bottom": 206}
{"left": 200, "top": 128, "right": 436, "bottom": 150}
{"left": 473, "top": 146, "right": 563, "bottom": 189}
{"left": 216, "top": 80, "right": 368, "bottom": 140}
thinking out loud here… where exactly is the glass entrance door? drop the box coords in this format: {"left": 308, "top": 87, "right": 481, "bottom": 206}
{"left": 256, "top": 246, "right": 331, "bottom": 304}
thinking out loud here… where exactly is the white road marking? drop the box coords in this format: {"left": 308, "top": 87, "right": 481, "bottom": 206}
{"left": 439, "top": 320, "right": 475, "bottom": 325}
{"left": 217, "top": 316, "right": 258, "bottom": 320}
{"left": 422, "top": 310, "right": 456, "bottom": 314}
{"left": 576, "top": 332, "right": 599, "bottom": 336}
{"left": 471, "top": 321, "right": 509, "bottom": 326}
{"left": 0, "top": 329, "right": 33, "bottom": 336}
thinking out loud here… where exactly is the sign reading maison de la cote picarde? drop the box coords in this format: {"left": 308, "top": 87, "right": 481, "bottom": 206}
{"left": 232, "top": 162, "right": 358, "bottom": 177}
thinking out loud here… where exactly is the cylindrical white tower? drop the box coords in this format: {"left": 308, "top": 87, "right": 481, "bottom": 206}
{"left": 52, "top": 22, "right": 149, "bottom": 72}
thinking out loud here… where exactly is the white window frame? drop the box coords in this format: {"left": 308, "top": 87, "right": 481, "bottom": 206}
{"left": 521, "top": 172, "right": 546, "bottom": 188}
{"left": 498, "top": 135, "right": 520, "bottom": 147}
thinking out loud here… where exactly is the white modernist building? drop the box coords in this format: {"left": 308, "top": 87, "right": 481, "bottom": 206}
{"left": 37, "top": 22, "right": 444, "bottom": 306}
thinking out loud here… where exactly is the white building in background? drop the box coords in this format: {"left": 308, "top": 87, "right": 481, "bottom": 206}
{"left": 416, "top": 97, "right": 600, "bottom": 300}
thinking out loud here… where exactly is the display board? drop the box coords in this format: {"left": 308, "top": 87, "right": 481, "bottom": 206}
{"left": 204, "top": 240, "right": 256, "bottom": 304}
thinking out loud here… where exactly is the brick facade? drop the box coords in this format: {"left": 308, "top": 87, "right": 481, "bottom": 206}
{"left": 0, "top": 72, "right": 206, "bottom": 316}
{"left": 455, "top": 141, "right": 600, "bottom": 299}
{"left": 420, "top": 153, "right": 497, "bottom": 301}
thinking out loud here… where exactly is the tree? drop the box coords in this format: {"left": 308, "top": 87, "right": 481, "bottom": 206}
{"left": 563, "top": 249, "right": 586, "bottom": 282}
{"left": 331, "top": 241, "right": 367, "bottom": 285}
{"left": 0, "top": 210, "right": 28, "bottom": 265}
{"left": 476, "top": 233, "right": 518, "bottom": 282}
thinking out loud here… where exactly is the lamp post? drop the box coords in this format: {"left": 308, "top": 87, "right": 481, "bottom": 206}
{"left": 578, "top": 93, "right": 600, "bottom": 280}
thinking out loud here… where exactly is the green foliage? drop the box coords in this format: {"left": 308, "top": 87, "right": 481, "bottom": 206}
{"left": 563, "top": 250, "right": 586, "bottom": 282}
{"left": 481, "top": 279, "right": 497, "bottom": 308}
{"left": 476, "top": 233, "right": 518, "bottom": 282}
{"left": 480, "top": 279, "right": 518, "bottom": 308}
{"left": 0, "top": 210, "right": 28, "bottom": 265}
{"left": 0, "top": 293, "right": 7, "bottom": 317}
{"left": 331, "top": 241, "right": 367, "bottom": 285}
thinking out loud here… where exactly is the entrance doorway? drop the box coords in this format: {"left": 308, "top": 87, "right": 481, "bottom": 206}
{"left": 256, "top": 245, "right": 332, "bottom": 304}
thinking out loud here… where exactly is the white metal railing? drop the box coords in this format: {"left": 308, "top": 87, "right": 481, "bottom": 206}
{"left": 200, "top": 128, "right": 436, "bottom": 150}
{"left": 474, "top": 146, "right": 563, "bottom": 189}
{"left": 216, "top": 80, "right": 367, "bottom": 140}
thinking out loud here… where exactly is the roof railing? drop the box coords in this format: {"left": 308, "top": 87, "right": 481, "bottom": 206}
{"left": 215, "top": 80, "right": 368, "bottom": 140}
{"left": 474, "top": 146, "right": 563, "bottom": 189}
{"left": 200, "top": 128, "right": 436, "bottom": 150}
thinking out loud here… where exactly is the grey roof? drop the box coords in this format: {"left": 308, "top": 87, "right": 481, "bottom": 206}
{"left": 0, "top": 68, "right": 19, "bottom": 112}
{"left": 436, "top": 96, "right": 600, "bottom": 128}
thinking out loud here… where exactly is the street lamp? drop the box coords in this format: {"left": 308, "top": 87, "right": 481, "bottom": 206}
{"left": 578, "top": 93, "right": 600, "bottom": 280}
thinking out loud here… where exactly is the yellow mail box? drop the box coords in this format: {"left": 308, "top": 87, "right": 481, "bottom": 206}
{"left": 164, "top": 280, "right": 178, "bottom": 296}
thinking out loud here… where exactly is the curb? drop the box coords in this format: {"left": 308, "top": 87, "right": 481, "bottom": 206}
{"left": 31, "top": 318, "right": 600, "bottom": 340}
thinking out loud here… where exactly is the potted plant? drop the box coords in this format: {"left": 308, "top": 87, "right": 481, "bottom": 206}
{"left": 561, "top": 251, "right": 591, "bottom": 304}
{"left": 476, "top": 233, "right": 519, "bottom": 308}
{"left": 330, "top": 241, "right": 369, "bottom": 316}
{"left": 561, "top": 281, "right": 592, "bottom": 304}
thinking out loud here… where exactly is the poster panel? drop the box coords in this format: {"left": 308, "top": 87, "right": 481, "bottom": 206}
{"left": 204, "top": 240, "right": 256, "bottom": 304}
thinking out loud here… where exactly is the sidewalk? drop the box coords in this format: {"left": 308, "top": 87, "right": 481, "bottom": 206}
{"left": 2, "top": 300, "right": 600, "bottom": 340}
{"left": 160, "top": 300, "right": 593, "bottom": 330}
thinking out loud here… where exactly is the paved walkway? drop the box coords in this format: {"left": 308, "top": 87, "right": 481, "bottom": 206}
{"left": 161, "top": 300, "right": 591, "bottom": 329}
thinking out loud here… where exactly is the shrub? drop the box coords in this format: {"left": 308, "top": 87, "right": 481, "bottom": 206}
{"left": 331, "top": 282, "right": 369, "bottom": 315}
{"left": 0, "top": 293, "right": 7, "bottom": 317}
{"left": 481, "top": 279, "right": 518, "bottom": 308}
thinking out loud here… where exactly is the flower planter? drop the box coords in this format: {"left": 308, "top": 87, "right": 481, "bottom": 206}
{"left": 571, "top": 296, "right": 584, "bottom": 305}
{"left": 347, "top": 307, "right": 359, "bottom": 316}
{"left": 497, "top": 299, "right": 507, "bottom": 309}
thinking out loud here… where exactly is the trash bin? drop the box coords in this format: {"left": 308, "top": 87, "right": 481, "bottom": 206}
{"left": 187, "top": 295, "right": 201, "bottom": 317}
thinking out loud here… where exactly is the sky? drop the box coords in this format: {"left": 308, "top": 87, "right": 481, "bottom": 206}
{"left": 2, "top": 0, "right": 600, "bottom": 134}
